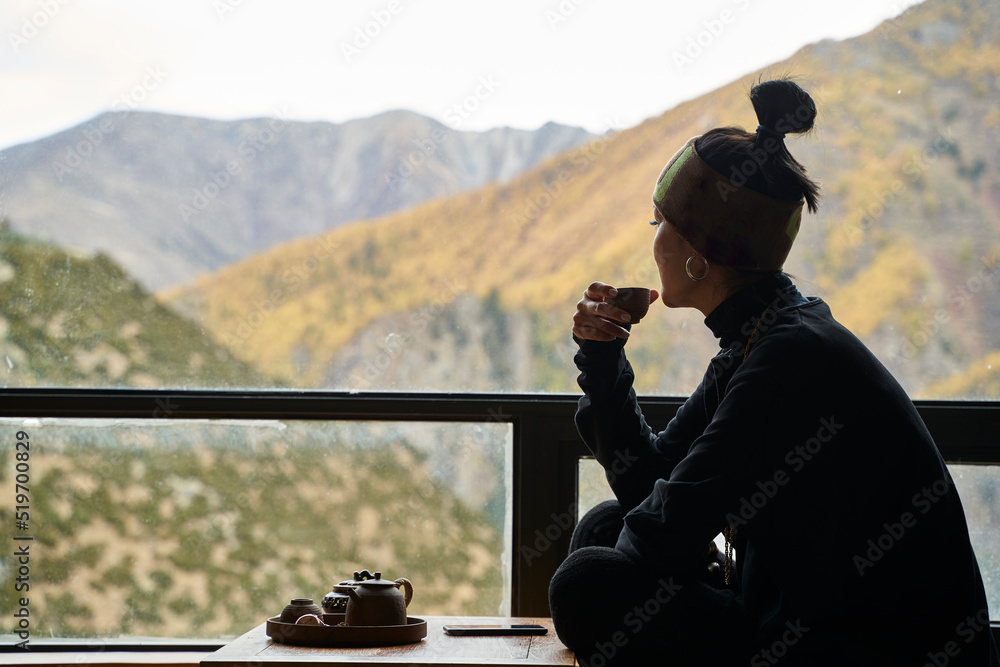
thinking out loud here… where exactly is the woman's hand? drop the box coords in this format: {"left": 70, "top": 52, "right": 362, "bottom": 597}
{"left": 705, "top": 540, "right": 723, "bottom": 583}
{"left": 572, "top": 282, "right": 659, "bottom": 342}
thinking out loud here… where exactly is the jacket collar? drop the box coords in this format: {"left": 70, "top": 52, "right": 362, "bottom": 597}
{"left": 704, "top": 273, "right": 802, "bottom": 349}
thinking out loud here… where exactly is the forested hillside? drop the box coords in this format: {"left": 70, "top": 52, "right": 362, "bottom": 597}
{"left": 0, "top": 420, "right": 507, "bottom": 637}
{"left": 0, "top": 223, "right": 268, "bottom": 388}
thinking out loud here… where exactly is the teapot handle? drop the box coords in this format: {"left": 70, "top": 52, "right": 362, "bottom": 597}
{"left": 394, "top": 578, "right": 413, "bottom": 607}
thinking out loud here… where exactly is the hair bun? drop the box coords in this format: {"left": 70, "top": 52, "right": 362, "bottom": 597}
{"left": 750, "top": 79, "right": 816, "bottom": 136}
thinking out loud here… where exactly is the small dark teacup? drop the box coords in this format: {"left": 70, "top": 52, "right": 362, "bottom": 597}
{"left": 608, "top": 287, "right": 651, "bottom": 323}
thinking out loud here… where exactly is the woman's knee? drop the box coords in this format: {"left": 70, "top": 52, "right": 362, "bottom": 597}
{"left": 550, "top": 549, "right": 750, "bottom": 665}
{"left": 570, "top": 500, "right": 626, "bottom": 551}
{"left": 549, "top": 546, "right": 630, "bottom": 610}
{"left": 549, "top": 547, "right": 681, "bottom": 665}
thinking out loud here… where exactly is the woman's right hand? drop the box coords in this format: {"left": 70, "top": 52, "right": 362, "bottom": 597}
{"left": 572, "top": 282, "right": 633, "bottom": 342}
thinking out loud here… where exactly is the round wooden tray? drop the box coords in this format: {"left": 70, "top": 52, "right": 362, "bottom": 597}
{"left": 266, "top": 614, "right": 427, "bottom": 647}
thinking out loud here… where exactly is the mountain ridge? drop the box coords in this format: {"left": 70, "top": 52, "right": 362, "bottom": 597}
{"left": 0, "top": 108, "right": 594, "bottom": 291}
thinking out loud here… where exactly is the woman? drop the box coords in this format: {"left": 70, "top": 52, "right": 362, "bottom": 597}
{"left": 549, "top": 79, "right": 999, "bottom": 666}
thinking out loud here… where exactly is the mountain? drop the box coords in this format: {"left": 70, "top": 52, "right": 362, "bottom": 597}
{"left": 0, "top": 223, "right": 269, "bottom": 389}
{"left": 0, "top": 110, "right": 593, "bottom": 291}
{"left": 164, "top": 0, "right": 1000, "bottom": 400}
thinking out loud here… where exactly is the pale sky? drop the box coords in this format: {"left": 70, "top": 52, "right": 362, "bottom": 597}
{"left": 0, "top": 0, "right": 922, "bottom": 150}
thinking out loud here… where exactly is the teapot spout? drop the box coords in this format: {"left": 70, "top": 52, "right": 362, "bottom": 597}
{"left": 347, "top": 587, "right": 362, "bottom": 604}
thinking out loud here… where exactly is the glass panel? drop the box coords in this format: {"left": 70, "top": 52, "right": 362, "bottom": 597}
{"left": 4, "top": 3, "right": 998, "bottom": 400}
{"left": 578, "top": 457, "right": 616, "bottom": 521}
{"left": 0, "top": 418, "right": 511, "bottom": 639}
{"left": 577, "top": 458, "right": 1000, "bottom": 620}
{"left": 950, "top": 464, "right": 1000, "bottom": 620}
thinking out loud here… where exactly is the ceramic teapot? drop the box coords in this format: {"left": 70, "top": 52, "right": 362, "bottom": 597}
{"left": 322, "top": 569, "right": 380, "bottom": 613}
{"left": 344, "top": 570, "right": 413, "bottom": 627}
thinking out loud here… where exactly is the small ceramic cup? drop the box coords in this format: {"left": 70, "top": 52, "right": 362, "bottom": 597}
{"left": 279, "top": 598, "right": 323, "bottom": 624}
{"left": 608, "top": 287, "right": 651, "bottom": 323}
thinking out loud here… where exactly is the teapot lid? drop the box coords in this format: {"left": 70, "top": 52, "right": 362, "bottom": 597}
{"left": 338, "top": 569, "right": 396, "bottom": 587}
{"left": 355, "top": 571, "right": 396, "bottom": 587}
{"left": 337, "top": 569, "right": 376, "bottom": 586}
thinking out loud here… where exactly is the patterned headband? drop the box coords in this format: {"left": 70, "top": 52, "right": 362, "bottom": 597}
{"left": 652, "top": 136, "right": 803, "bottom": 272}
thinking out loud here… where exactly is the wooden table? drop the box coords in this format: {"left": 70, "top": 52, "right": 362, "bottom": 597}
{"left": 200, "top": 616, "right": 575, "bottom": 666}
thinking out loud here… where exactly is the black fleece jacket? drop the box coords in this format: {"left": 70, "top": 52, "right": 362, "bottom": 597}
{"left": 574, "top": 273, "right": 998, "bottom": 665}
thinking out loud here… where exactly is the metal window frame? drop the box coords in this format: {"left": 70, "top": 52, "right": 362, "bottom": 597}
{"left": 2, "top": 388, "right": 999, "bottom": 649}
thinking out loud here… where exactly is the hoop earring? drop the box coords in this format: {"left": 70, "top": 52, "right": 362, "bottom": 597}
{"left": 685, "top": 255, "right": 710, "bottom": 281}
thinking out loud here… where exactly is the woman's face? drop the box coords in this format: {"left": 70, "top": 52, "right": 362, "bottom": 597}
{"left": 651, "top": 207, "right": 697, "bottom": 309}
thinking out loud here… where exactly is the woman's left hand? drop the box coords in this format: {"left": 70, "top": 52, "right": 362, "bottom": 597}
{"left": 704, "top": 540, "right": 724, "bottom": 585}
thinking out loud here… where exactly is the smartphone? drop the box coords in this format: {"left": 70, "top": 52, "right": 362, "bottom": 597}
{"left": 443, "top": 624, "right": 548, "bottom": 636}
